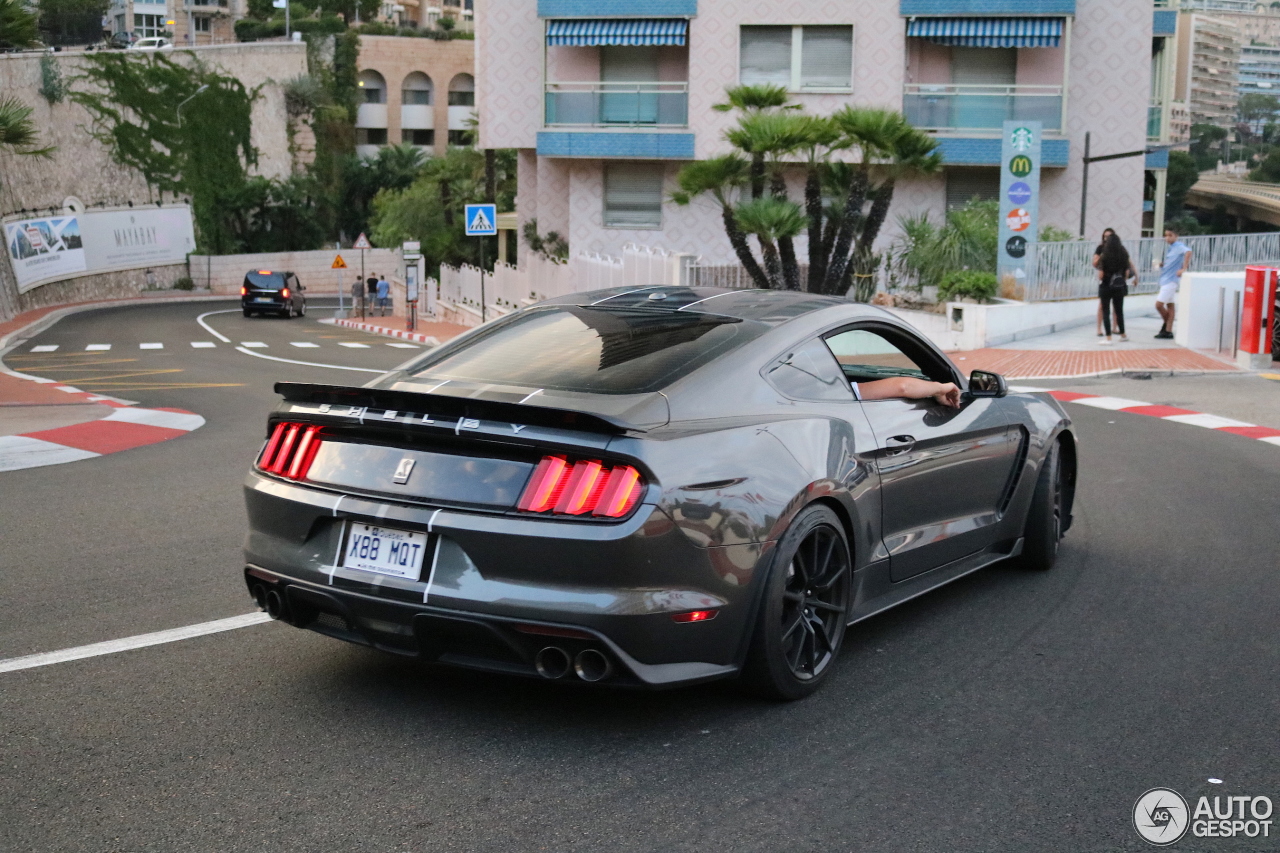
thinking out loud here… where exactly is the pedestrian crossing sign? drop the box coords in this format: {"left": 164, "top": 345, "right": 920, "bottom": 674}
{"left": 464, "top": 204, "right": 498, "bottom": 236}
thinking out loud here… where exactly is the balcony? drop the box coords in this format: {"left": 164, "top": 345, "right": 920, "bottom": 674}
{"left": 545, "top": 82, "right": 689, "bottom": 127}
{"left": 903, "top": 84, "right": 1063, "bottom": 133}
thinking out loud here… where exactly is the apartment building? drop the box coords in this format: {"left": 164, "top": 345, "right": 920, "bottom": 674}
{"left": 479, "top": 0, "right": 1151, "bottom": 265}
{"left": 354, "top": 35, "right": 476, "bottom": 158}
{"left": 1174, "top": 12, "right": 1241, "bottom": 130}
{"left": 108, "top": 0, "right": 239, "bottom": 45}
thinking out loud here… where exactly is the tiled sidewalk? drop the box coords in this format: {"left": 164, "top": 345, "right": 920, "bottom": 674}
{"left": 951, "top": 347, "right": 1238, "bottom": 379}
{"left": 330, "top": 316, "right": 469, "bottom": 346}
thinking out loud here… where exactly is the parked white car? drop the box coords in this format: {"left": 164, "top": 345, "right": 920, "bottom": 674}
{"left": 128, "top": 37, "right": 173, "bottom": 50}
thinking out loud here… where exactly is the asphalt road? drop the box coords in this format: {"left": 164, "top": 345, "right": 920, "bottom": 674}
{"left": 1, "top": 301, "right": 1277, "bottom": 852}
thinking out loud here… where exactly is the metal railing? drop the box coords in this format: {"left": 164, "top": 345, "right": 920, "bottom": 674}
{"left": 903, "top": 83, "right": 1063, "bottom": 132}
{"left": 544, "top": 81, "right": 689, "bottom": 127}
{"left": 1028, "top": 231, "right": 1280, "bottom": 301}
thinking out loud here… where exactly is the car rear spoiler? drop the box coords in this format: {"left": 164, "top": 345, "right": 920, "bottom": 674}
{"left": 275, "top": 382, "right": 637, "bottom": 435}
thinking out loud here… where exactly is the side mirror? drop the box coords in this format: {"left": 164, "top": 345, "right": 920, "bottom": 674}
{"left": 967, "top": 370, "right": 1007, "bottom": 398}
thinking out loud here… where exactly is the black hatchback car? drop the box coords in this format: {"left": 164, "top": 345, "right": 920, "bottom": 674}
{"left": 242, "top": 270, "right": 307, "bottom": 318}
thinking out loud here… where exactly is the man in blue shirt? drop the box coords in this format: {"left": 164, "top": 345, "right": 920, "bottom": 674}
{"left": 1156, "top": 227, "right": 1192, "bottom": 339}
{"left": 376, "top": 274, "right": 391, "bottom": 316}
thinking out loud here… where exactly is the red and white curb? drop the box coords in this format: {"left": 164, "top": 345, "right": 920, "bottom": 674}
{"left": 329, "top": 318, "right": 440, "bottom": 347}
{"left": 0, "top": 372, "right": 205, "bottom": 472}
{"left": 1012, "top": 386, "right": 1280, "bottom": 448}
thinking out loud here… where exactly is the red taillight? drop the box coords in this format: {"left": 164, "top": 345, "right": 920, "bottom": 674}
{"left": 257, "top": 422, "right": 322, "bottom": 481}
{"left": 240, "top": 285, "right": 247, "bottom": 296}
{"left": 671, "top": 610, "right": 718, "bottom": 623}
{"left": 281, "top": 287, "right": 290, "bottom": 299}
{"left": 517, "top": 456, "right": 644, "bottom": 519}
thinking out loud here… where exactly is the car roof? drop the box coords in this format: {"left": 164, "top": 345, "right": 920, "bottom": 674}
{"left": 539, "top": 285, "right": 894, "bottom": 327}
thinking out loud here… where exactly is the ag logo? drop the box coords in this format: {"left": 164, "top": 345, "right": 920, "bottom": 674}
{"left": 1134, "top": 788, "right": 1190, "bottom": 846}
{"left": 1005, "top": 236, "right": 1027, "bottom": 258}
{"left": 1005, "top": 207, "right": 1031, "bottom": 233}
{"left": 1009, "top": 155, "right": 1034, "bottom": 178}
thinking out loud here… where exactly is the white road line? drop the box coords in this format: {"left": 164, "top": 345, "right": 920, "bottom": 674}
{"left": 0, "top": 612, "right": 273, "bottom": 674}
{"left": 1262, "top": 436, "right": 1280, "bottom": 447}
{"left": 1069, "top": 396, "right": 1151, "bottom": 411}
{"left": 1162, "top": 412, "right": 1254, "bottom": 429}
{"left": 386, "top": 343, "right": 419, "bottom": 349}
{"left": 233, "top": 346, "right": 385, "bottom": 374}
{"left": 139, "top": 343, "right": 163, "bottom": 350}
{"left": 54, "top": 385, "right": 82, "bottom": 393}
{"left": 85, "top": 344, "right": 111, "bottom": 351}
{"left": 241, "top": 341, "right": 268, "bottom": 348}
{"left": 29, "top": 345, "right": 58, "bottom": 353}
{"left": 191, "top": 341, "right": 216, "bottom": 348}
{"left": 290, "top": 342, "right": 320, "bottom": 348}
{"left": 338, "top": 342, "right": 370, "bottom": 348}
{"left": 0, "top": 435, "right": 99, "bottom": 472}
{"left": 195, "top": 309, "right": 235, "bottom": 343}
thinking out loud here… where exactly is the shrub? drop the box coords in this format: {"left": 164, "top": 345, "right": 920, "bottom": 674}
{"left": 938, "top": 270, "right": 997, "bottom": 303}
{"left": 173, "top": 276, "right": 195, "bottom": 291}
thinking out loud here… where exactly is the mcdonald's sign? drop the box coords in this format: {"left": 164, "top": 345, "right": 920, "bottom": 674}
{"left": 1009, "top": 155, "right": 1034, "bottom": 178}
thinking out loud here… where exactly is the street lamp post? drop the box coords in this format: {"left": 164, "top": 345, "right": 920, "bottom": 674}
{"left": 176, "top": 84, "right": 209, "bottom": 129}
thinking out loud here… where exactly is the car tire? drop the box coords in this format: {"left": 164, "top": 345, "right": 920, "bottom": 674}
{"left": 281, "top": 306, "right": 292, "bottom": 319}
{"left": 1020, "top": 440, "right": 1064, "bottom": 571}
{"left": 299, "top": 301, "right": 306, "bottom": 317}
{"left": 242, "top": 308, "right": 252, "bottom": 318}
{"left": 741, "top": 504, "right": 852, "bottom": 701}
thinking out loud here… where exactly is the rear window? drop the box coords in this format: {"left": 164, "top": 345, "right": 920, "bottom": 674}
{"left": 408, "top": 306, "right": 767, "bottom": 394}
{"left": 245, "top": 272, "right": 285, "bottom": 289}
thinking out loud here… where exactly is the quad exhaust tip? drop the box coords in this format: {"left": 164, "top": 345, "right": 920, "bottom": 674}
{"left": 574, "top": 648, "right": 613, "bottom": 683}
{"left": 264, "top": 589, "right": 285, "bottom": 620}
{"left": 535, "top": 646, "right": 572, "bottom": 679}
{"left": 251, "top": 583, "right": 268, "bottom": 611}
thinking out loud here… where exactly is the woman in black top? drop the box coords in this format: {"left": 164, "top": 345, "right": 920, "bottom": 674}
{"left": 1097, "top": 233, "right": 1139, "bottom": 345}
{"left": 1092, "top": 227, "right": 1116, "bottom": 336}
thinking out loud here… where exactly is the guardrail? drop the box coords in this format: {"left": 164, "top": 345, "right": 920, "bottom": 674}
{"left": 544, "top": 81, "right": 689, "bottom": 127}
{"left": 902, "top": 84, "right": 1063, "bottom": 133}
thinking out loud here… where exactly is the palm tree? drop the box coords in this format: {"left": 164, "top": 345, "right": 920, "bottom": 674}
{"left": 671, "top": 154, "right": 771, "bottom": 289}
{"left": 0, "top": 0, "right": 39, "bottom": 50}
{"left": 734, "top": 196, "right": 807, "bottom": 290}
{"left": 0, "top": 97, "right": 54, "bottom": 158}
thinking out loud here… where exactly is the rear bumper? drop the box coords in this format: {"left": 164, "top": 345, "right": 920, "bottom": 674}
{"left": 242, "top": 474, "right": 770, "bottom": 687}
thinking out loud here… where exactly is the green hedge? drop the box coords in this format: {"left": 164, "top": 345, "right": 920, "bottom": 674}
{"left": 938, "top": 270, "right": 997, "bottom": 303}
{"left": 354, "top": 22, "right": 473, "bottom": 39}
{"left": 236, "top": 15, "right": 345, "bottom": 41}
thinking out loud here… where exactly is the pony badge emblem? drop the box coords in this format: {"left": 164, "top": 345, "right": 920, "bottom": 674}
{"left": 393, "top": 457, "right": 415, "bottom": 485}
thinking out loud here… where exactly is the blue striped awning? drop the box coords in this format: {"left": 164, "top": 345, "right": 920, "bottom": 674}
{"left": 906, "top": 17, "right": 1063, "bottom": 48}
{"left": 546, "top": 18, "right": 688, "bottom": 46}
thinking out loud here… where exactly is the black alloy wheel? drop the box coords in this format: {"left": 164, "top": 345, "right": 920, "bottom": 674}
{"left": 743, "top": 504, "right": 852, "bottom": 700}
{"left": 1020, "top": 440, "right": 1063, "bottom": 571}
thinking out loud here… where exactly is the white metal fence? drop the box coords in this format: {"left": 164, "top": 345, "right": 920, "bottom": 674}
{"left": 1028, "top": 232, "right": 1280, "bottom": 301}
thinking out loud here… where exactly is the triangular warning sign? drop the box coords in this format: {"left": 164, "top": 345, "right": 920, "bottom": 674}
{"left": 331, "top": 254, "right": 347, "bottom": 269}
{"left": 352, "top": 233, "right": 372, "bottom": 250}
{"left": 468, "top": 208, "right": 493, "bottom": 233}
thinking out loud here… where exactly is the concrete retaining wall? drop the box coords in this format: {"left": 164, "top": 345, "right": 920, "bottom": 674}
{"left": 190, "top": 249, "right": 403, "bottom": 295}
{"left": 14, "top": 264, "right": 189, "bottom": 313}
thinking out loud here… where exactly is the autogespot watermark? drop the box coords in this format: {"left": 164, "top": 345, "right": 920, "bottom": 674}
{"left": 1134, "top": 787, "right": 1274, "bottom": 846}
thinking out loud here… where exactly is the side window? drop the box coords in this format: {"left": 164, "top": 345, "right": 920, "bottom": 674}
{"left": 823, "top": 328, "right": 930, "bottom": 385}
{"left": 764, "top": 337, "right": 853, "bottom": 401}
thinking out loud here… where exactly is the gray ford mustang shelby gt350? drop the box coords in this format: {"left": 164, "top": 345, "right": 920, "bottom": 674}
{"left": 243, "top": 286, "right": 1077, "bottom": 699}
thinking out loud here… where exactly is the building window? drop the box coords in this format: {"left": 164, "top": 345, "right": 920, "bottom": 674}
{"left": 358, "top": 69, "right": 387, "bottom": 104}
{"left": 134, "top": 13, "right": 164, "bottom": 37}
{"left": 357, "top": 128, "right": 388, "bottom": 146}
{"left": 447, "top": 129, "right": 472, "bottom": 146}
{"left": 193, "top": 15, "right": 210, "bottom": 32}
{"left": 402, "top": 72, "right": 433, "bottom": 105}
{"left": 604, "top": 163, "right": 664, "bottom": 229}
{"left": 403, "top": 129, "right": 435, "bottom": 146}
{"left": 448, "top": 73, "right": 475, "bottom": 106}
{"left": 740, "top": 25, "right": 853, "bottom": 91}
{"left": 945, "top": 168, "right": 1000, "bottom": 210}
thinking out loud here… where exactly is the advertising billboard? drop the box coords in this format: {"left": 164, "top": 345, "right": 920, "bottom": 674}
{"left": 4, "top": 205, "right": 195, "bottom": 294}
{"left": 997, "top": 121, "right": 1042, "bottom": 298}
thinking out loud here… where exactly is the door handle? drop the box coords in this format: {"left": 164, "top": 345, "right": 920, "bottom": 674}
{"left": 884, "top": 434, "right": 916, "bottom": 455}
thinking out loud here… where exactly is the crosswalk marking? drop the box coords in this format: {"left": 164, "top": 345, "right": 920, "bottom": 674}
{"left": 290, "top": 342, "right": 320, "bottom": 348}
{"left": 241, "top": 342, "right": 267, "bottom": 348}
{"left": 191, "top": 342, "right": 216, "bottom": 348}
{"left": 338, "top": 342, "right": 370, "bottom": 348}
{"left": 386, "top": 343, "right": 420, "bottom": 349}
{"left": 139, "top": 343, "right": 163, "bottom": 350}
{"left": 85, "top": 344, "right": 111, "bottom": 351}
{"left": 29, "top": 345, "right": 58, "bottom": 353}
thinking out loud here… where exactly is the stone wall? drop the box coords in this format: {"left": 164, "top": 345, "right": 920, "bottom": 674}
{"left": 190, "top": 248, "right": 403, "bottom": 294}
{"left": 15, "top": 264, "right": 189, "bottom": 313}
{"left": 0, "top": 42, "right": 308, "bottom": 321}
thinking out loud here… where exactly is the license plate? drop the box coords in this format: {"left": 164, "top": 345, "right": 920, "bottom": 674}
{"left": 341, "top": 523, "right": 429, "bottom": 579}
{"left": 254, "top": 297, "right": 274, "bottom": 303}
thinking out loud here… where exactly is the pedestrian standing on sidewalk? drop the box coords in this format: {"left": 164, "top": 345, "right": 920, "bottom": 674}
{"left": 1097, "top": 233, "right": 1138, "bottom": 345}
{"left": 376, "top": 274, "right": 390, "bottom": 317}
{"left": 352, "top": 275, "right": 365, "bottom": 317}
{"left": 1092, "top": 228, "right": 1119, "bottom": 336}
{"left": 1156, "top": 228, "right": 1192, "bottom": 339}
